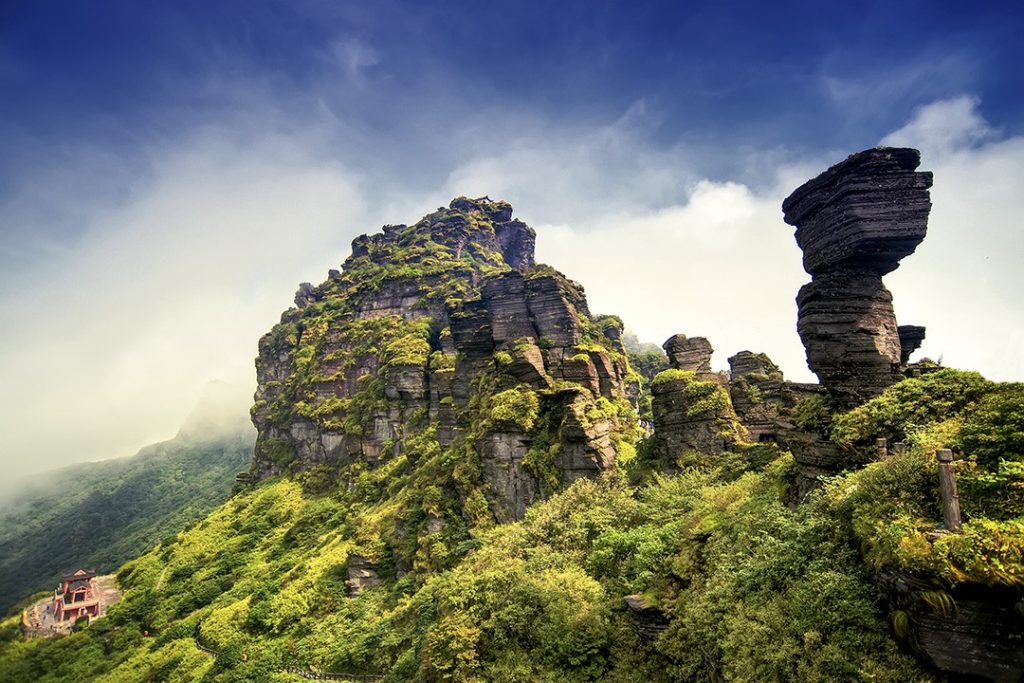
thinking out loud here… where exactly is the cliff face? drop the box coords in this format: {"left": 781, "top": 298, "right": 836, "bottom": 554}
{"left": 250, "top": 197, "right": 637, "bottom": 521}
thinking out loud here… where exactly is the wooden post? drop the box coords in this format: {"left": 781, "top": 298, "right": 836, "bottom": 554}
{"left": 893, "top": 441, "right": 906, "bottom": 456}
{"left": 936, "top": 449, "right": 962, "bottom": 533}
{"left": 877, "top": 438, "right": 888, "bottom": 459}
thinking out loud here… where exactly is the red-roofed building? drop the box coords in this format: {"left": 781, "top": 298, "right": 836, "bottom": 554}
{"left": 52, "top": 569, "right": 100, "bottom": 624}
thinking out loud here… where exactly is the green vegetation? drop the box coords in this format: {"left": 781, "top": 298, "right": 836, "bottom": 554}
{"left": 488, "top": 387, "right": 540, "bottom": 432}
{"left": 830, "top": 369, "right": 992, "bottom": 448}
{"left": 680, "top": 378, "right": 730, "bottom": 418}
{"left": 626, "top": 345, "right": 667, "bottom": 422}
{"left": 0, "top": 456, "right": 925, "bottom": 682}
{"left": 4, "top": 190, "right": 1022, "bottom": 681}
{"left": 821, "top": 370, "right": 1024, "bottom": 587}
{"left": 4, "top": 367, "right": 1024, "bottom": 681}
{"left": 0, "top": 427, "right": 253, "bottom": 615}
{"left": 650, "top": 368, "right": 693, "bottom": 386}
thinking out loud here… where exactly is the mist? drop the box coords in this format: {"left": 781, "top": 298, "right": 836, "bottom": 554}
{"left": 1, "top": 79, "right": 1021, "bottom": 486}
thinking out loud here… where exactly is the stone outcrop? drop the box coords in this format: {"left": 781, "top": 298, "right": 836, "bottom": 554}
{"left": 663, "top": 334, "right": 713, "bottom": 373}
{"left": 897, "top": 325, "right": 926, "bottom": 365}
{"left": 650, "top": 348, "right": 743, "bottom": 467}
{"left": 783, "top": 147, "right": 932, "bottom": 408}
{"left": 878, "top": 573, "right": 1024, "bottom": 682}
{"left": 345, "top": 554, "right": 381, "bottom": 595}
{"left": 451, "top": 271, "right": 632, "bottom": 521}
{"left": 250, "top": 197, "right": 635, "bottom": 521}
{"left": 726, "top": 351, "right": 787, "bottom": 443}
{"left": 624, "top": 594, "right": 670, "bottom": 641}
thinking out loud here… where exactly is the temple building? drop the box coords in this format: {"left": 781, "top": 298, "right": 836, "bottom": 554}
{"left": 52, "top": 569, "right": 100, "bottom": 624}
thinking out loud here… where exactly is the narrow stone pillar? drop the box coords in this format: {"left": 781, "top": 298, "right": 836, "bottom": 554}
{"left": 782, "top": 147, "right": 932, "bottom": 408}
{"left": 936, "top": 449, "right": 962, "bottom": 533}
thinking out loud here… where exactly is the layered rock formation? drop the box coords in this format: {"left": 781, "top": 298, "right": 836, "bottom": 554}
{"left": 726, "top": 351, "right": 787, "bottom": 443}
{"left": 878, "top": 573, "right": 1024, "bottom": 681}
{"left": 898, "top": 324, "right": 926, "bottom": 365}
{"left": 662, "top": 334, "right": 714, "bottom": 374}
{"left": 782, "top": 147, "right": 932, "bottom": 408}
{"left": 649, "top": 334, "right": 744, "bottom": 468}
{"left": 250, "top": 197, "right": 636, "bottom": 521}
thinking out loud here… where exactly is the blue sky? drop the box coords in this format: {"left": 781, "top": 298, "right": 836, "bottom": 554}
{"left": 3, "top": 1, "right": 1020, "bottom": 211}
{"left": 1, "top": 0, "right": 1022, "bottom": 480}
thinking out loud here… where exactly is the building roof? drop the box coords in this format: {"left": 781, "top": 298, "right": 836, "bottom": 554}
{"left": 60, "top": 569, "right": 96, "bottom": 582}
{"left": 63, "top": 579, "right": 93, "bottom": 593}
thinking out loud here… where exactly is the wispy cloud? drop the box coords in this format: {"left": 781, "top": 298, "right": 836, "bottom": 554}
{"left": 329, "top": 37, "right": 380, "bottom": 82}
{"left": 0, "top": 122, "right": 370, "bottom": 481}
{"left": 1, "top": 56, "right": 1021, "bottom": 489}
{"left": 881, "top": 95, "right": 996, "bottom": 154}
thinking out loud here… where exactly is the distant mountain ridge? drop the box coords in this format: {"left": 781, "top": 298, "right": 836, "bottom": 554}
{"left": 0, "top": 383, "right": 254, "bottom": 613}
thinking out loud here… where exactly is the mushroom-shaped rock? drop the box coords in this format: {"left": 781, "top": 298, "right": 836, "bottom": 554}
{"left": 782, "top": 147, "right": 932, "bottom": 407}
{"left": 897, "top": 325, "right": 926, "bottom": 365}
{"left": 662, "top": 334, "right": 713, "bottom": 373}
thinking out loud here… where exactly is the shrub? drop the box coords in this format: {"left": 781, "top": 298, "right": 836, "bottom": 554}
{"left": 830, "top": 369, "right": 992, "bottom": 447}
{"left": 489, "top": 387, "right": 539, "bottom": 432}
{"left": 958, "top": 383, "right": 1024, "bottom": 468}
{"left": 651, "top": 369, "right": 693, "bottom": 387}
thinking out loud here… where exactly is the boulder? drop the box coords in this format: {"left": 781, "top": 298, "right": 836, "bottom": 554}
{"left": 663, "top": 334, "right": 714, "bottom": 373}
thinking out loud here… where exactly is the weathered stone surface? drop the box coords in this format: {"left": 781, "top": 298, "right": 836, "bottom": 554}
{"left": 478, "top": 432, "right": 538, "bottom": 522}
{"left": 727, "top": 351, "right": 787, "bottom": 443}
{"left": 783, "top": 147, "right": 932, "bottom": 408}
{"left": 796, "top": 272, "right": 901, "bottom": 406}
{"left": 728, "top": 351, "right": 782, "bottom": 381}
{"left": 525, "top": 274, "right": 589, "bottom": 348}
{"left": 251, "top": 196, "right": 632, "bottom": 521}
{"left": 650, "top": 371, "right": 742, "bottom": 467}
{"left": 555, "top": 391, "right": 618, "bottom": 484}
{"left": 346, "top": 554, "right": 381, "bottom": 595}
{"left": 898, "top": 324, "right": 926, "bottom": 365}
{"left": 879, "top": 573, "right": 1024, "bottom": 682}
{"left": 624, "top": 594, "right": 670, "bottom": 641}
{"left": 495, "top": 219, "right": 536, "bottom": 270}
{"left": 663, "top": 334, "right": 713, "bottom": 373}
{"left": 782, "top": 147, "right": 933, "bottom": 277}
{"left": 294, "top": 282, "right": 315, "bottom": 308}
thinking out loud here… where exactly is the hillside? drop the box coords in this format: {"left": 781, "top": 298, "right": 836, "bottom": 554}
{"left": 0, "top": 150, "right": 1021, "bottom": 682}
{"left": 0, "top": 384, "right": 254, "bottom": 614}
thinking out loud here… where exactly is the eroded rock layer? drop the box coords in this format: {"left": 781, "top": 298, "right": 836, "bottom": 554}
{"left": 783, "top": 147, "right": 932, "bottom": 407}
{"left": 897, "top": 324, "right": 926, "bottom": 365}
{"left": 250, "top": 197, "right": 636, "bottom": 521}
{"left": 726, "top": 351, "right": 787, "bottom": 443}
{"left": 663, "top": 334, "right": 714, "bottom": 373}
{"left": 650, "top": 335, "right": 744, "bottom": 468}
{"left": 795, "top": 271, "right": 901, "bottom": 404}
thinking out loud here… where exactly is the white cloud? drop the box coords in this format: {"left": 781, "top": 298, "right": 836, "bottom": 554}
{"left": 0, "top": 124, "right": 370, "bottom": 481}
{"left": 2, "top": 91, "right": 1021, "bottom": 487}
{"left": 881, "top": 95, "right": 995, "bottom": 155}
{"left": 329, "top": 38, "right": 380, "bottom": 81}
{"left": 884, "top": 97, "right": 1024, "bottom": 380}
{"left": 534, "top": 177, "right": 812, "bottom": 380}
{"left": 446, "top": 96, "right": 1024, "bottom": 386}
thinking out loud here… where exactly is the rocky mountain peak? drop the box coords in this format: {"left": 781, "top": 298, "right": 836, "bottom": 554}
{"left": 249, "top": 198, "right": 634, "bottom": 522}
